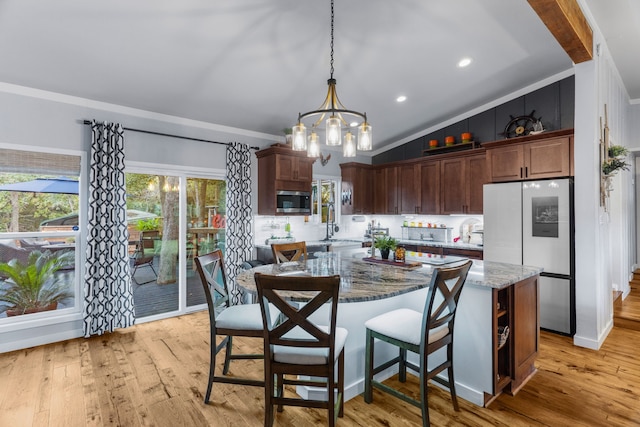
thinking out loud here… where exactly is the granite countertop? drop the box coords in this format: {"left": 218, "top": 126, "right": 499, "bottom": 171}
{"left": 236, "top": 250, "right": 542, "bottom": 303}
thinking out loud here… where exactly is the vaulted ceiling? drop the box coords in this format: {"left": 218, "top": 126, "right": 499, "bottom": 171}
{"left": 0, "top": 0, "right": 636, "bottom": 154}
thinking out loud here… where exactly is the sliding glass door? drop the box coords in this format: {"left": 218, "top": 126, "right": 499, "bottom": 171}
{"left": 125, "top": 170, "right": 226, "bottom": 318}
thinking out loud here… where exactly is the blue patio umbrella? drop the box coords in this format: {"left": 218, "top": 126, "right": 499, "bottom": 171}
{"left": 0, "top": 176, "right": 79, "bottom": 194}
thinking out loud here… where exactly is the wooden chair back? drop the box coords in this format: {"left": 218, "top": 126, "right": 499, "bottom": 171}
{"left": 194, "top": 249, "right": 231, "bottom": 320}
{"left": 422, "top": 260, "right": 473, "bottom": 353}
{"left": 271, "top": 241, "right": 307, "bottom": 263}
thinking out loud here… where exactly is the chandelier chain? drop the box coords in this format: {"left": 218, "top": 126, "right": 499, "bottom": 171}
{"left": 330, "top": 0, "right": 334, "bottom": 79}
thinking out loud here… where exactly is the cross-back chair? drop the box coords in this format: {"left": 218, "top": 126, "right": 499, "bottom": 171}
{"left": 271, "top": 241, "right": 307, "bottom": 264}
{"left": 194, "top": 249, "right": 280, "bottom": 403}
{"left": 254, "top": 272, "right": 347, "bottom": 427}
{"left": 363, "top": 260, "right": 473, "bottom": 427}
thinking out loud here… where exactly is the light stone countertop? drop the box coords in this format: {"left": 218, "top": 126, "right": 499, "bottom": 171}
{"left": 236, "top": 250, "right": 542, "bottom": 303}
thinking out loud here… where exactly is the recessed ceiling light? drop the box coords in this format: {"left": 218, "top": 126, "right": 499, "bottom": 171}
{"left": 458, "top": 58, "right": 472, "bottom": 68}
{"left": 396, "top": 95, "right": 407, "bottom": 103}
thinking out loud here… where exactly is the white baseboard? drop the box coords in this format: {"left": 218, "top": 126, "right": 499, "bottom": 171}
{"left": 573, "top": 318, "right": 614, "bottom": 350}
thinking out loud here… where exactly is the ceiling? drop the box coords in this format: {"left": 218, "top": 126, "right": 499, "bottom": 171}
{"left": 0, "top": 0, "right": 637, "bottom": 155}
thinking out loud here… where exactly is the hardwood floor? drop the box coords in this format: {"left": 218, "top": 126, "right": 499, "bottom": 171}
{"left": 1, "top": 310, "right": 639, "bottom": 426}
{"left": 614, "top": 271, "right": 640, "bottom": 331}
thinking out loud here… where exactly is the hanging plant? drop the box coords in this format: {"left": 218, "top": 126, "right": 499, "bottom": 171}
{"left": 602, "top": 144, "right": 629, "bottom": 177}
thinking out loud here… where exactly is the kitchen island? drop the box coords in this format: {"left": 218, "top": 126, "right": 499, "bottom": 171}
{"left": 237, "top": 250, "right": 540, "bottom": 406}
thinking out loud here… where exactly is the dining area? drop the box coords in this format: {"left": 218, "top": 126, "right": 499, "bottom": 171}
{"left": 1, "top": 258, "right": 639, "bottom": 426}
{"left": 191, "top": 241, "right": 542, "bottom": 426}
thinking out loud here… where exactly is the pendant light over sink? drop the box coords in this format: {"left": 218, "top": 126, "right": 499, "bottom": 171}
{"left": 291, "top": 0, "right": 372, "bottom": 158}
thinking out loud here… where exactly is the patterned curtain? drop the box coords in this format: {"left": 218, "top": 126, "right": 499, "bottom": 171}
{"left": 83, "top": 121, "right": 135, "bottom": 337}
{"left": 225, "top": 142, "right": 253, "bottom": 304}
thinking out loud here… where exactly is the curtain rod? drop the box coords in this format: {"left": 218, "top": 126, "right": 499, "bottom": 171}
{"left": 82, "top": 120, "right": 260, "bottom": 150}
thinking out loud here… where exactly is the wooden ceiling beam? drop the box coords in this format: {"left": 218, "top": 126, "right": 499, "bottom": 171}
{"left": 527, "top": 0, "right": 593, "bottom": 63}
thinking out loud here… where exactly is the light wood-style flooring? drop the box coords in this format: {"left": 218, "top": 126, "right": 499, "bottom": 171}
{"left": 1, "top": 309, "right": 639, "bottom": 427}
{"left": 614, "top": 270, "right": 640, "bottom": 331}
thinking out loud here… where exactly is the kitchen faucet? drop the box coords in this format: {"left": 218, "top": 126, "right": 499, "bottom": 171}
{"left": 323, "top": 200, "right": 335, "bottom": 241}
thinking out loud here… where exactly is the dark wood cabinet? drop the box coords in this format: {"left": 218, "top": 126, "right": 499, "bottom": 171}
{"left": 256, "top": 145, "right": 315, "bottom": 215}
{"left": 440, "top": 153, "right": 486, "bottom": 214}
{"left": 340, "top": 163, "right": 373, "bottom": 215}
{"left": 443, "top": 247, "right": 483, "bottom": 260}
{"left": 489, "top": 275, "right": 539, "bottom": 404}
{"left": 418, "top": 160, "right": 440, "bottom": 214}
{"left": 485, "top": 131, "right": 573, "bottom": 182}
{"left": 509, "top": 275, "right": 539, "bottom": 395}
{"left": 373, "top": 163, "right": 420, "bottom": 214}
{"left": 398, "top": 163, "right": 419, "bottom": 214}
{"left": 274, "top": 154, "right": 313, "bottom": 182}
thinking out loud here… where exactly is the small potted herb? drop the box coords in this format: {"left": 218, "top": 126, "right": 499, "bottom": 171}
{"left": 374, "top": 236, "right": 398, "bottom": 260}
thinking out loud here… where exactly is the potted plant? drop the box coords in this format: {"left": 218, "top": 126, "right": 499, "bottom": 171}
{"left": 374, "top": 236, "right": 398, "bottom": 260}
{"left": 0, "top": 250, "right": 75, "bottom": 316}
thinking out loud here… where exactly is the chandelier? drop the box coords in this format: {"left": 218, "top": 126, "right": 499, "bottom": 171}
{"left": 291, "top": 0, "right": 372, "bottom": 158}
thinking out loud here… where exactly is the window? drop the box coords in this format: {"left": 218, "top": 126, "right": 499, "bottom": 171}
{"left": 0, "top": 147, "right": 81, "bottom": 321}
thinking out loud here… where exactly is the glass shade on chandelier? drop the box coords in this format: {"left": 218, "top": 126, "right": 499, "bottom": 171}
{"left": 292, "top": 123, "right": 307, "bottom": 151}
{"left": 358, "top": 122, "right": 372, "bottom": 151}
{"left": 326, "top": 116, "right": 342, "bottom": 146}
{"left": 343, "top": 131, "right": 356, "bottom": 157}
{"left": 307, "top": 132, "right": 320, "bottom": 158}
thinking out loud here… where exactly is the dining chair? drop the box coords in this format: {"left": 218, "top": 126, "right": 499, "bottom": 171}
{"left": 363, "top": 260, "right": 473, "bottom": 427}
{"left": 131, "top": 230, "right": 159, "bottom": 285}
{"left": 271, "top": 241, "right": 307, "bottom": 263}
{"left": 194, "top": 250, "right": 280, "bottom": 403}
{"left": 254, "top": 272, "right": 347, "bottom": 427}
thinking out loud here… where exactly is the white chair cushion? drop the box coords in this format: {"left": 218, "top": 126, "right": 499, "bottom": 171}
{"left": 273, "top": 325, "right": 348, "bottom": 365}
{"left": 364, "top": 308, "right": 449, "bottom": 346}
{"left": 215, "top": 303, "right": 279, "bottom": 331}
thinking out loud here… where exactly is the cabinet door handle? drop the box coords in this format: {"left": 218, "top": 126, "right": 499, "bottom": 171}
{"left": 525, "top": 166, "right": 528, "bottom": 178}
{"left": 520, "top": 167, "right": 523, "bottom": 178}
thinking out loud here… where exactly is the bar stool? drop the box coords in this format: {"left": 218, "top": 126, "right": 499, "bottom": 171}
{"left": 363, "top": 260, "right": 473, "bottom": 426}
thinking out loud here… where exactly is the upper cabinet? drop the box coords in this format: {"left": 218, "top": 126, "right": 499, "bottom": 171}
{"left": 275, "top": 154, "right": 313, "bottom": 182}
{"left": 340, "top": 163, "right": 373, "bottom": 215}
{"left": 417, "top": 160, "right": 440, "bottom": 214}
{"left": 373, "top": 164, "right": 420, "bottom": 215}
{"left": 484, "top": 130, "right": 574, "bottom": 183}
{"left": 256, "top": 145, "right": 316, "bottom": 215}
{"left": 440, "top": 153, "right": 486, "bottom": 215}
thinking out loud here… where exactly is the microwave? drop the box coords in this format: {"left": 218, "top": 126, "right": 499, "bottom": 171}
{"left": 276, "top": 190, "right": 311, "bottom": 214}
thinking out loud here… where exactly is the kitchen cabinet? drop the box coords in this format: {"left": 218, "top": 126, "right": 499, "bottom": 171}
{"left": 373, "top": 164, "right": 419, "bottom": 214}
{"left": 256, "top": 145, "right": 316, "bottom": 215}
{"left": 489, "top": 275, "right": 538, "bottom": 404}
{"left": 340, "top": 163, "right": 373, "bottom": 215}
{"left": 418, "top": 160, "right": 440, "bottom": 214}
{"left": 484, "top": 131, "right": 573, "bottom": 182}
{"left": 440, "top": 153, "right": 486, "bottom": 214}
{"left": 443, "top": 247, "right": 483, "bottom": 260}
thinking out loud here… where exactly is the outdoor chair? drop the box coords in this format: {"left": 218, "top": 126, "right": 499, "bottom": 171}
{"left": 131, "top": 230, "right": 158, "bottom": 285}
{"left": 363, "top": 260, "right": 472, "bottom": 427}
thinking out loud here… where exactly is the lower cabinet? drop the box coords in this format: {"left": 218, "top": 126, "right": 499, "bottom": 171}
{"left": 489, "top": 275, "right": 539, "bottom": 404}
{"left": 443, "top": 247, "right": 483, "bottom": 260}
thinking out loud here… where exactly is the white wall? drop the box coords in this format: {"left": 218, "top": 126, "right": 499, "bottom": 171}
{"left": 573, "top": 1, "right": 636, "bottom": 349}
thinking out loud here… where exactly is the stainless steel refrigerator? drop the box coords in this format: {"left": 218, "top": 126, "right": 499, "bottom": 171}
{"left": 483, "top": 178, "right": 574, "bottom": 335}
